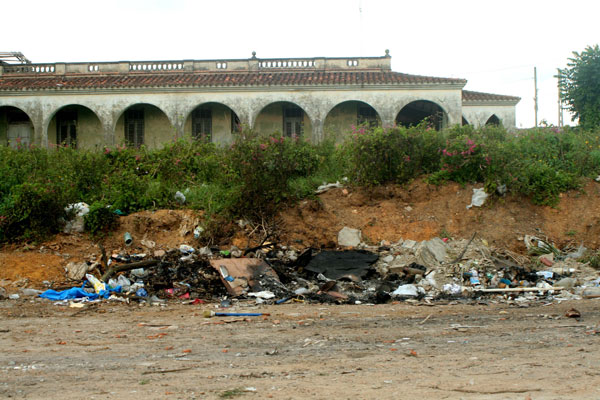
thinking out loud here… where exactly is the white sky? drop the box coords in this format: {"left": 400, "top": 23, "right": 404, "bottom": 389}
{"left": 4, "top": 0, "right": 599, "bottom": 128}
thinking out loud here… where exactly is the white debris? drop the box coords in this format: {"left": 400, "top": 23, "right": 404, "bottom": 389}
{"left": 391, "top": 284, "right": 421, "bottom": 297}
{"left": 174, "top": 191, "right": 186, "bottom": 204}
{"left": 63, "top": 202, "right": 90, "bottom": 233}
{"left": 65, "top": 261, "right": 90, "bottom": 281}
{"left": 466, "top": 188, "right": 488, "bottom": 209}
{"left": 338, "top": 227, "right": 362, "bottom": 247}
{"left": 248, "top": 291, "right": 275, "bottom": 299}
{"left": 315, "top": 181, "right": 343, "bottom": 194}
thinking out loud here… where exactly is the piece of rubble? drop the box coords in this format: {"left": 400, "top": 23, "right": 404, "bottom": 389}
{"left": 401, "top": 240, "right": 417, "bottom": 250}
{"left": 415, "top": 238, "right": 447, "bottom": 269}
{"left": 338, "top": 227, "right": 362, "bottom": 247}
{"left": 209, "top": 258, "right": 280, "bottom": 296}
{"left": 65, "top": 261, "right": 90, "bottom": 281}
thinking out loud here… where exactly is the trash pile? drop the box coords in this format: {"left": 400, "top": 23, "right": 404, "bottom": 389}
{"left": 4, "top": 227, "right": 600, "bottom": 306}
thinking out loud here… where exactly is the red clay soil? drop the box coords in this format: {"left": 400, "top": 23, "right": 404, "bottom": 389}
{"left": 278, "top": 178, "right": 600, "bottom": 252}
{"left": 2, "top": 178, "right": 600, "bottom": 290}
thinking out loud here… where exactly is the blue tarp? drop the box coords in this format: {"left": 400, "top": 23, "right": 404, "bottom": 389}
{"left": 40, "top": 283, "right": 121, "bottom": 301}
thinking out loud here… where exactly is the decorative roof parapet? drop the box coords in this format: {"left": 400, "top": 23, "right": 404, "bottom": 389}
{"left": 0, "top": 51, "right": 394, "bottom": 76}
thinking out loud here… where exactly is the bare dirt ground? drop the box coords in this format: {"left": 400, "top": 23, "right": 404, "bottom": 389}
{"left": 1, "top": 299, "right": 599, "bottom": 399}
{"left": 1, "top": 179, "right": 600, "bottom": 399}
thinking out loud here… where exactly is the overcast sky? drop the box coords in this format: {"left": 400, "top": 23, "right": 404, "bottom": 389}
{"left": 4, "top": 0, "right": 599, "bottom": 128}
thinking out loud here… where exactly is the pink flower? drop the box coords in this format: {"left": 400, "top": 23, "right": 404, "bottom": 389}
{"left": 260, "top": 143, "right": 268, "bottom": 150}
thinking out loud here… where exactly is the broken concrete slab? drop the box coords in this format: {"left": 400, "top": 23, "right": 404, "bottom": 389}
{"left": 401, "top": 239, "right": 418, "bottom": 250}
{"left": 338, "top": 227, "right": 362, "bottom": 247}
{"left": 64, "top": 261, "right": 90, "bottom": 281}
{"left": 209, "top": 259, "right": 280, "bottom": 297}
{"left": 415, "top": 238, "right": 448, "bottom": 269}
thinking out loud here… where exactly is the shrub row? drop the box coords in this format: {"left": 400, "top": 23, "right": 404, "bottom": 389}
{"left": 0, "top": 125, "right": 598, "bottom": 242}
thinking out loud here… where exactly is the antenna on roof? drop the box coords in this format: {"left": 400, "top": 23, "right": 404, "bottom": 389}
{"left": 0, "top": 52, "right": 31, "bottom": 64}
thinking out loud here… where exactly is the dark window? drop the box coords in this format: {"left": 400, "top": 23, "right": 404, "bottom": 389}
{"left": 283, "top": 106, "right": 303, "bottom": 137}
{"left": 357, "top": 105, "right": 378, "bottom": 127}
{"left": 125, "top": 109, "right": 144, "bottom": 148}
{"left": 57, "top": 110, "right": 77, "bottom": 148}
{"left": 231, "top": 110, "right": 241, "bottom": 133}
{"left": 192, "top": 108, "right": 212, "bottom": 141}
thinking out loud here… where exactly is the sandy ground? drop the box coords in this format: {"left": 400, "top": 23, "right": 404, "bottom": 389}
{"left": 1, "top": 298, "right": 599, "bottom": 399}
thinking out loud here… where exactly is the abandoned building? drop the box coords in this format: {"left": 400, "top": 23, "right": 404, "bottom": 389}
{"left": 0, "top": 51, "right": 519, "bottom": 149}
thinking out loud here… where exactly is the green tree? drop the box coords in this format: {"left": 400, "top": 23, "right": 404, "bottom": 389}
{"left": 558, "top": 45, "right": 600, "bottom": 129}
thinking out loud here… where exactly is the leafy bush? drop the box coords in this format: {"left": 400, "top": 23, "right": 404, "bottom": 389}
{"left": 225, "top": 135, "right": 319, "bottom": 216}
{"left": 0, "top": 182, "right": 68, "bottom": 241}
{"left": 84, "top": 201, "right": 118, "bottom": 237}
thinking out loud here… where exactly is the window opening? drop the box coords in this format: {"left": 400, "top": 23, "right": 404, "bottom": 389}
{"left": 283, "top": 106, "right": 304, "bottom": 137}
{"left": 125, "top": 109, "right": 144, "bottom": 148}
{"left": 192, "top": 108, "right": 212, "bottom": 141}
{"left": 57, "top": 110, "right": 77, "bottom": 148}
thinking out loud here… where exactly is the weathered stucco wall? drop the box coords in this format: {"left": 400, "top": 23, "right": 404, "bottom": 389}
{"left": 462, "top": 104, "right": 517, "bottom": 128}
{"left": 0, "top": 86, "right": 493, "bottom": 148}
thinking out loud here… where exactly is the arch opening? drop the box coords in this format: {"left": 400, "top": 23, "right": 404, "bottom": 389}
{"left": 184, "top": 102, "right": 241, "bottom": 144}
{"left": 47, "top": 105, "right": 102, "bottom": 149}
{"left": 323, "top": 100, "right": 381, "bottom": 143}
{"left": 462, "top": 116, "right": 470, "bottom": 126}
{"left": 396, "top": 100, "right": 447, "bottom": 130}
{"left": 485, "top": 114, "right": 501, "bottom": 126}
{"left": 115, "top": 103, "right": 172, "bottom": 149}
{"left": 254, "top": 101, "right": 311, "bottom": 138}
{"left": 0, "top": 106, "right": 34, "bottom": 149}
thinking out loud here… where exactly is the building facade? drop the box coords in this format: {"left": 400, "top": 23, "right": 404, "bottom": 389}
{"left": 0, "top": 51, "right": 520, "bottom": 149}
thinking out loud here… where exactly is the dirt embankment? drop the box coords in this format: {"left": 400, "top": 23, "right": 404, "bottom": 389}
{"left": 2, "top": 178, "right": 600, "bottom": 289}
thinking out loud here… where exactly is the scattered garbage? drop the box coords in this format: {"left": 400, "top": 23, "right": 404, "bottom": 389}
{"left": 63, "top": 202, "right": 89, "bottom": 233}
{"left": 5, "top": 221, "right": 592, "bottom": 308}
{"left": 174, "top": 191, "right": 186, "bottom": 204}
{"left": 466, "top": 188, "right": 488, "bottom": 209}
{"left": 210, "top": 258, "right": 280, "bottom": 296}
{"left": 315, "top": 181, "right": 344, "bottom": 194}
{"left": 124, "top": 232, "right": 133, "bottom": 246}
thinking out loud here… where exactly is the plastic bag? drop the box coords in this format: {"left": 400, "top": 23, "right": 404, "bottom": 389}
{"left": 86, "top": 273, "right": 106, "bottom": 293}
{"left": 466, "top": 188, "right": 488, "bottom": 209}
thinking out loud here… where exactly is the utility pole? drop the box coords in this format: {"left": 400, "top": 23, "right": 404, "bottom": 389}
{"left": 534, "top": 67, "right": 538, "bottom": 128}
{"left": 556, "top": 68, "right": 564, "bottom": 127}
{"left": 558, "top": 83, "right": 563, "bottom": 128}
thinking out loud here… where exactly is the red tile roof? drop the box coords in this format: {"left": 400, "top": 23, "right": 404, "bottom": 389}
{"left": 463, "top": 90, "right": 520, "bottom": 102}
{"left": 0, "top": 70, "right": 466, "bottom": 91}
